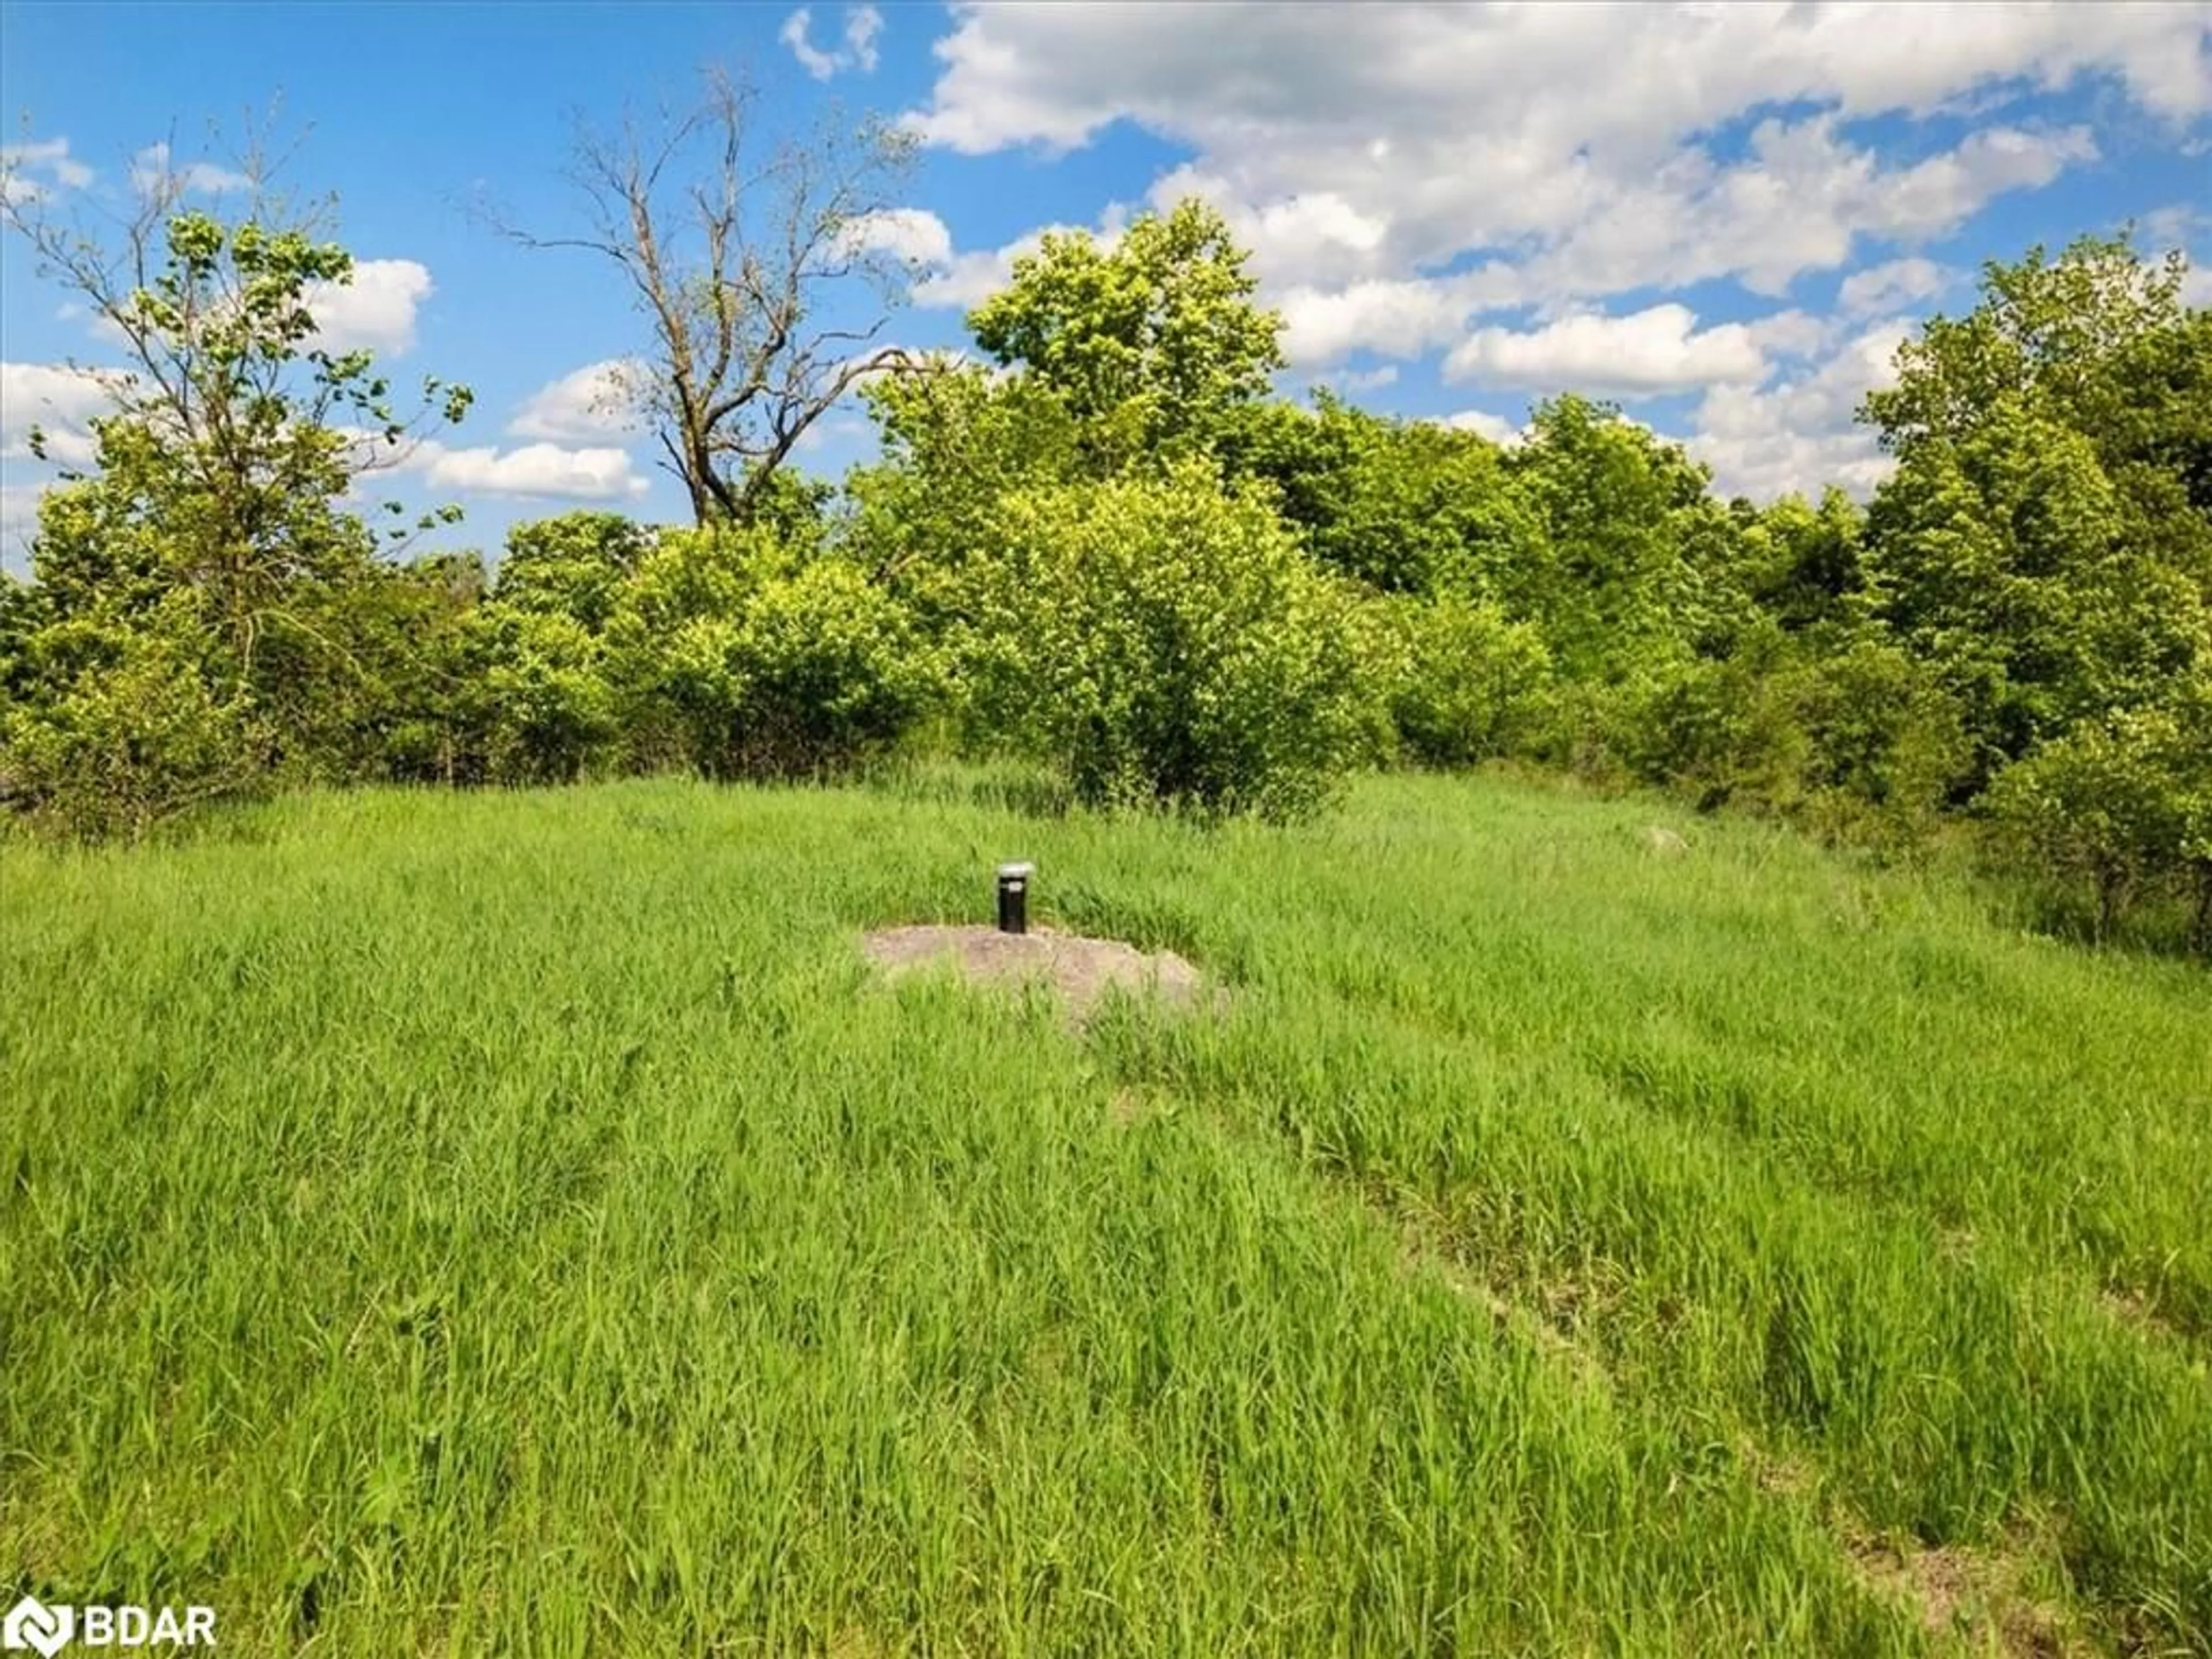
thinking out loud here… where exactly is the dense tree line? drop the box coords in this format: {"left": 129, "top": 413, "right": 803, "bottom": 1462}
{"left": 2, "top": 167, "right": 2207, "bottom": 955}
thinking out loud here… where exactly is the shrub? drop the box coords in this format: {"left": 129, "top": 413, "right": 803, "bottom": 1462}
{"left": 1985, "top": 702, "right": 2210, "bottom": 945}
{"left": 1613, "top": 632, "right": 1971, "bottom": 840}
{"left": 965, "top": 461, "right": 1374, "bottom": 820}
{"left": 1784, "top": 638, "right": 1972, "bottom": 836}
{"left": 460, "top": 607, "right": 618, "bottom": 786}
{"left": 1374, "top": 594, "right": 1555, "bottom": 768}
{"left": 0, "top": 599, "right": 264, "bottom": 840}
{"left": 653, "top": 559, "right": 938, "bottom": 781}
{"left": 1623, "top": 650, "right": 1810, "bottom": 813}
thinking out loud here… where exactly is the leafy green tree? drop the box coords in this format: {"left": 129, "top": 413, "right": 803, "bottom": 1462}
{"left": 1863, "top": 236, "right": 2202, "bottom": 473}
{"left": 1, "top": 162, "right": 472, "bottom": 827}
{"left": 0, "top": 574, "right": 44, "bottom": 715}
{"left": 363, "top": 554, "right": 493, "bottom": 785}
{"left": 968, "top": 199, "right": 1284, "bottom": 472}
{"left": 1216, "top": 395, "right": 1546, "bottom": 596}
{"left": 1866, "top": 397, "right": 2209, "bottom": 770}
{"left": 1862, "top": 237, "right": 2212, "bottom": 776}
{"left": 736, "top": 464, "right": 836, "bottom": 553}
{"left": 964, "top": 461, "right": 1373, "bottom": 820}
{"left": 6, "top": 189, "right": 471, "bottom": 664}
{"left": 654, "top": 562, "right": 935, "bottom": 781}
{"left": 458, "top": 607, "right": 618, "bottom": 786}
{"left": 1782, "top": 637, "right": 1971, "bottom": 831}
{"left": 846, "top": 358, "right": 1085, "bottom": 630}
{"left": 1505, "top": 396, "right": 1713, "bottom": 681}
{"left": 1733, "top": 488, "right": 1876, "bottom": 641}
{"left": 494, "top": 513, "right": 653, "bottom": 633}
{"left": 0, "top": 593, "right": 263, "bottom": 840}
{"left": 1622, "top": 632, "right": 1813, "bottom": 813}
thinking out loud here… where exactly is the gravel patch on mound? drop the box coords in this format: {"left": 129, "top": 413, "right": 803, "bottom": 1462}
{"left": 861, "top": 924, "right": 1214, "bottom": 1025}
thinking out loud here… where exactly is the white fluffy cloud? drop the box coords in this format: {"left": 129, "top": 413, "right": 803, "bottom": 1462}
{"left": 840, "top": 207, "right": 956, "bottom": 270}
{"left": 1503, "top": 116, "right": 2096, "bottom": 304}
{"left": 128, "top": 141, "right": 252, "bottom": 196}
{"left": 1313, "top": 364, "right": 1399, "bottom": 394}
{"left": 781, "top": 5, "right": 884, "bottom": 80}
{"left": 509, "top": 359, "right": 643, "bottom": 442}
{"left": 1688, "top": 318, "right": 1915, "bottom": 501}
{"left": 1436, "top": 408, "right": 1523, "bottom": 445}
{"left": 1838, "top": 257, "right": 1957, "bottom": 317}
{"left": 0, "top": 362, "right": 123, "bottom": 467}
{"left": 0, "top": 367, "right": 647, "bottom": 510}
{"left": 1277, "top": 266, "right": 1530, "bottom": 365}
{"left": 1445, "top": 305, "right": 1771, "bottom": 397}
{"left": 911, "top": 221, "right": 1100, "bottom": 310}
{"left": 2143, "top": 202, "right": 2210, "bottom": 249}
{"left": 911, "top": 3, "right": 2206, "bottom": 158}
{"left": 402, "top": 439, "right": 649, "bottom": 503}
{"left": 305, "top": 259, "right": 435, "bottom": 355}
{"left": 844, "top": 4, "right": 883, "bottom": 72}
{"left": 0, "top": 136, "right": 94, "bottom": 204}
{"left": 893, "top": 3, "right": 2206, "bottom": 490}
{"left": 905, "top": 3, "right": 2199, "bottom": 328}
{"left": 1142, "top": 166, "right": 1391, "bottom": 293}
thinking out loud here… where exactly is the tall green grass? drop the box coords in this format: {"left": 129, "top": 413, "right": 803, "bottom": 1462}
{"left": 2, "top": 770, "right": 2206, "bottom": 1653}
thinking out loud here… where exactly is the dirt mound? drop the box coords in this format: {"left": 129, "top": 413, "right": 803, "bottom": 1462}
{"left": 861, "top": 924, "right": 1213, "bottom": 1024}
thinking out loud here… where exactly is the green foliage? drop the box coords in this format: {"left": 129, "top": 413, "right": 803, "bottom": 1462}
{"left": 1217, "top": 394, "right": 1544, "bottom": 595}
{"left": 459, "top": 606, "right": 617, "bottom": 786}
{"left": 733, "top": 463, "right": 836, "bottom": 550}
{"left": 1783, "top": 637, "right": 1972, "bottom": 831}
{"left": 0, "top": 594, "right": 263, "bottom": 840}
{"left": 715, "top": 559, "right": 935, "bottom": 778}
{"left": 494, "top": 512, "right": 653, "bottom": 632}
{"left": 1864, "top": 237, "right": 2212, "bottom": 778}
{"left": 1370, "top": 594, "right": 1556, "bottom": 768}
{"left": 1616, "top": 630, "right": 1970, "bottom": 839}
{"left": 847, "top": 362, "right": 1084, "bottom": 625}
{"left": 969, "top": 198, "right": 1285, "bottom": 471}
{"left": 1987, "top": 690, "right": 2212, "bottom": 943}
{"left": 1863, "top": 235, "right": 2198, "bottom": 468}
{"left": 28, "top": 211, "right": 471, "bottom": 658}
{"left": 1730, "top": 488, "right": 1874, "bottom": 641}
{"left": 1505, "top": 396, "right": 1713, "bottom": 681}
{"left": 1, "top": 195, "right": 472, "bottom": 832}
{"left": 965, "top": 462, "right": 1373, "bottom": 819}
{"left": 1623, "top": 644, "right": 1814, "bottom": 813}
{"left": 623, "top": 529, "right": 938, "bottom": 781}
{"left": 364, "top": 555, "right": 493, "bottom": 785}
{"left": 1867, "top": 396, "right": 2209, "bottom": 770}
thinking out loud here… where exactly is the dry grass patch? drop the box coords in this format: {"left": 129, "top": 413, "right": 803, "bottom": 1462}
{"left": 1843, "top": 1525, "right": 2081, "bottom": 1658}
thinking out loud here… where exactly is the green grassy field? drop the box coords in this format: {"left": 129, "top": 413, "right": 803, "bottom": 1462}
{"left": 2, "top": 770, "right": 2207, "bottom": 1656}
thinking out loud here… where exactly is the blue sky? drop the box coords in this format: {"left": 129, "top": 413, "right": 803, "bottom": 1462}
{"left": 3, "top": 1, "right": 2208, "bottom": 568}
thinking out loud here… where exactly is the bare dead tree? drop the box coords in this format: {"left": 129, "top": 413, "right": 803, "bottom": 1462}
{"left": 485, "top": 67, "right": 926, "bottom": 527}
